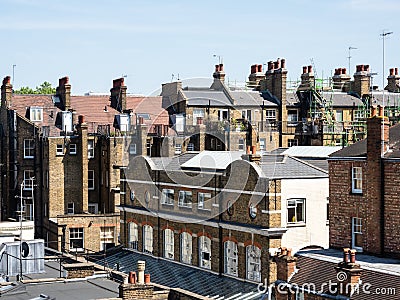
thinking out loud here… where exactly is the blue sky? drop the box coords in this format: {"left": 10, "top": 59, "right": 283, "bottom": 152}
{"left": 1, "top": 0, "right": 400, "bottom": 95}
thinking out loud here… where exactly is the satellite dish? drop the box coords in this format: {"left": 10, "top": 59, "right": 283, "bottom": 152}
{"left": 21, "top": 242, "right": 29, "bottom": 258}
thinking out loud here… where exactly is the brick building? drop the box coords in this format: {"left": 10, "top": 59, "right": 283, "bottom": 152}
{"left": 328, "top": 105, "right": 400, "bottom": 258}
{"left": 118, "top": 148, "right": 329, "bottom": 284}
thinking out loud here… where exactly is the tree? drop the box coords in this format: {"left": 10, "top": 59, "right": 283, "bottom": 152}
{"left": 14, "top": 81, "right": 56, "bottom": 94}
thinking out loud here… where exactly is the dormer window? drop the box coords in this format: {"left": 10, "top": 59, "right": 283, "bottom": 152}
{"left": 30, "top": 107, "right": 43, "bottom": 122}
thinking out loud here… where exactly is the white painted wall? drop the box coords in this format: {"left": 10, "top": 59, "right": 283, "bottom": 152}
{"left": 281, "top": 178, "right": 329, "bottom": 253}
{"left": 0, "top": 221, "right": 35, "bottom": 240}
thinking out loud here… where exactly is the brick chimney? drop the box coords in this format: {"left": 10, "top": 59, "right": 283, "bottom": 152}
{"left": 248, "top": 64, "right": 266, "bottom": 90}
{"left": 334, "top": 248, "right": 363, "bottom": 297}
{"left": 110, "top": 77, "right": 127, "bottom": 112}
{"left": 77, "top": 115, "right": 89, "bottom": 213}
{"left": 56, "top": 76, "right": 71, "bottom": 111}
{"left": 298, "top": 65, "right": 315, "bottom": 91}
{"left": 332, "top": 67, "right": 351, "bottom": 91}
{"left": 353, "top": 64, "right": 370, "bottom": 98}
{"left": 274, "top": 247, "right": 297, "bottom": 300}
{"left": 210, "top": 64, "right": 226, "bottom": 90}
{"left": 385, "top": 67, "right": 400, "bottom": 92}
{"left": 119, "top": 261, "right": 154, "bottom": 300}
{"left": 1, "top": 76, "right": 12, "bottom": 108}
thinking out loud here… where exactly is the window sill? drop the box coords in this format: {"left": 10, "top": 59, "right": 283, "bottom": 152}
{"left": 287, "top": 222, "right": 306, "bottom": 227}
{"left": 350, "top": 191, "right": 363, "bottom": 196}
{"left": 24, "top": 157, "right": 34, "bottom": 159}
{"left": 178, "top": 205, "right": 193, "bottom": 209}
{"left": 161, "top": 203, "right": 174, "bottom": 207}
{"left": 198, "top": 207, "right": 211, "bottom": 212}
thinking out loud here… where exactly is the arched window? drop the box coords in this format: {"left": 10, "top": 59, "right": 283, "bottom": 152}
{"left": 164, "top": 228, "right": 174, "bottom": 259}
{"left": 224, "top": 240, "right": 238, "bottom": 276}
{"left": 128, "top": 222, "right": 138, "bottom": 250}
{"left": 142, "top": 225, "right": 153, "bottom": 254}
{"left": 246, "top": 245, "right": 261, "bottom": 282}
{"left": 198, "top": 235, "right": 211, "bottom": 269}
{"left": 180, "top": 232, "right": 192, "bottom": 264}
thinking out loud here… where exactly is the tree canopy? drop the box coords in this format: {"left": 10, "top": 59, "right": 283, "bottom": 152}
{"left": 14, "top": 81, "right": 56, "bottom": 94}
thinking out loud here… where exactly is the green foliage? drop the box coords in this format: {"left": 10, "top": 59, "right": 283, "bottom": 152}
{"left": 14, "top": 81, "right": 56, "bottom": 94}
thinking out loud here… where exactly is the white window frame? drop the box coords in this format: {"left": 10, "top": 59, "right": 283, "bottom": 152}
{"left": 128, "top": 222, "right": 138, "bottom": 250}
{"left": 352, "top": 167, "right": 362, "bottom": 194}
{"left": 161, "top": 189, "right": 174, "bottom": 205}
{"left": 265, "top": 109, "right": 276, "bottom": 120}
{"left": 175, "top": 144, "right": 182, "bottom": 155}
{"left": 88, "top": 170, "right": 95, "bottom": 190}
{"left": 25, "top": 203, "right": 34, "bottom": 221}
{"left": 288, "top": 139, "right": 298, "bottom": 147}
{"left": 335, "top": 110, "right": 343, "bottom": 122}
{"left": 198, "top": 192, "right": 211, "bottom": 210}
{"left": 287, "top": 109, "right": 298, "bottom": 125}
{"left": 178, "top": 191, "right": 192, "bottom": 208}
{"left": 23, "top": 170, "right": 34, "bottom": 191}
{"left": 67, "top": 202, "right": 74, "bottom": 214}
{"left": 88, "top": 140, "right": 94, "bottom": 158}
{"left": 287, "top": 198, "right": 305, "bottom": 224}
{"left": 218, "top": 109, "right": 229, "bottom": 121}
{"left": 180, "top": 232, "right": 192, "bottom": 264}
{"left": 69, "top": 228, "right": 84, "bottom": 252}
{"left": 56, "top": 144, "right": 64, "bottom": 156}
{"left": 259, "top": 138, "right": 266, "bottom": 151}
{"left": 242, "top": 109, "right": 252, "bottom": 122}
{"left": 199, "top": 235, "right": 211, "bottom": 269}
{"left": 129, "top": 143, "right": 137, "bottom": 155}
{"left": 143, "top": 225, "right": 153, "bottom": 254}
{"left": 193, "top": 109, "right": 205, "bottom": 125}
{"left": 69, "top": 143, "right": 77, "bottom": 155}
{"left": 246, "top": 245, "right": 261, "bottom": 282}
{"left": 30, "top": 107, "right": 43, "bottom": 122}
{"left": 352, "top": 217, "right": 363, "bottom": 252}
{"left": 224, "top": 240, "right": 238, "bottom": 276}
{"left": 164, "top": 229, "right": 174, "bottom": 259}
{"left": 24, "top": 139, "right": 35, "bottom": 159}
{"left": 100, "top": 226, "right": 115, "bottom": 251}
{"left": 238, "top": 138, "right": 245, "bottom": 151}
{"left": 88, "top": 203, "right": 98, "bottom": 214}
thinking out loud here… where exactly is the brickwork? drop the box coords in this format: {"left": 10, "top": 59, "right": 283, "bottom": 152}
{"left": 119, "top": 283, "right": 154, "bottom": 299}
{"left": 63, "top": 263, "right": 95, "bottom": 279}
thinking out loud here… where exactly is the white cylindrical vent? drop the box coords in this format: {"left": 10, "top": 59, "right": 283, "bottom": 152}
{"left": 137, "top": 260, "right": 145, "bottom": 284}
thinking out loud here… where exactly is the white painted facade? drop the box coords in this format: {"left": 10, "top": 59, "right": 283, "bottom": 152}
{"left": 280, "top": 178, "right": 329, "bottom": 253}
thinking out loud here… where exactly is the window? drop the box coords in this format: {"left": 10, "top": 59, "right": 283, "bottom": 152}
{"left": 69, "top": 228, "right": 84, "bottom": 251}
{"left": 296, "top": 291, "right": 305, "bottom": 300}
{"left": 287, "top": 199, "right": 305, "bottom": 224}
{"left": 161, "top": 189, "right": 174, "bottom": 205}
{"left": 288, "top": 139, "right": 298, "bottom": 147}
{"left": 24, "top": 139, "right": 34, "bottom": 159}
{"left": 287, "top": 109, "right": 298, "bottom": 124}
{"left": 187, "top": 143, "right": 194, "bottom": 151}
{"left": 266, "top": 109, "right": 276, "bottom": 120}
{"left": 198, "top": 192, "right": 211, "bottom": 210}
{"left": 218, "top": 109, "right": 229, "bottom": 121}
{"left": 352, "top": 167, "right": 362, "bottom": 193}
{"left": 224, "top": 240, "right": 238, "bottom": 276}
{"left": 175, "top": 144, "right": 182, "bottom": 155}
{"left": 352, "top": 217, "right": 363, "bottom": 251}
{"left": 238, "top": 138, "right": 245, "bottom": 151}
{"left": 164, "top": 229, "right": 174, "bottom": 259}
{"left": 193, "top": 109, "right": 205, "bottom": 125}
{"left": 199, "top": 235, "right": 211, "bottom": 269}
{"left": 128, "top": 222, "right": 138, "bottom": 250}
{"left": 129, "top": 143, "right": 137, "bottom": 155}
{"left": 335, "top": 110, "right": 343, "bottom": 122}
{"left": 178, "top": 191, "right": 192, "bottom": 208}
{"left": 259, "top": 138, "right": 266, "bottom": 151}
{"left": 100, "top": 226, "right": 115, "bottom": 251}
{"left": 88, "top": 170, "right": 95, "bottom": 190}
{"left": 242, "top": 109, "right": 252, "bottom": 122}
{"left": 69, "top": 143, "right": 77, "bottom": 155}
{"left": 67, "top": 202, "right": 74, "bottom": 214}
{"left": 25, "top": 203, "right": 34, "bottom": 221}
{"left": 56, "top": 144, "right": 64, "bottom": 155}
{"left": 137, "top": 113, "right": 151, "bottom": 120}
{"left": 246, "top": 245, "right": 261, "bottom": 282}
{"left": 88, "top": 140, "right": 94, "bottom": 158}
{"left": 23, "top": 170, "right": 34, "bottom": 190}
{"left": 180, "top": 232, "right": 192, "bottom": 264}
{"left": 30, "top": 107, "right": 43, "bottom": 122}
{"left": 143, "top": 225, "right": 153, "bottom": 254}
{"left": 88, "top": 203, "right": 98, "bottom": 214}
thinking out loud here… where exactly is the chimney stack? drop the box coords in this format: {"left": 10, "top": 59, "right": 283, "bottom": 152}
{"left": 211, "top": 63, "right": 226, "bottom": 90}
{"left": 110, "top": 77, "right": 127, "bottom": 112}
{"left": 298, "top": 65, "right": 315, "bottom": 91}
{"left": 332, "top": 67, "right": 351, "bottom": 91}
{"left": 385, "top": 66, "right": 400, "bottom": 93}
{"left": 56, "top": 76, "right": 71, "bottom": 111}
{"left": 335, "top": 248, "right": 363, "bottom": 298}
{"left": 248, "top": 63, "right": 266, "bottom": 90}
{"left": 353, "top": 64, "right": 370, "bottom": 98}
{"left": 1, "top": 76, "right": 12, "bottom": 108}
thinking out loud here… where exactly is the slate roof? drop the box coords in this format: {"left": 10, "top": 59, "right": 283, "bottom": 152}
{"left": 151, "top": 152, "right": 199, "bottom": 171}
{"left": 370, "top": 91, "right": 400, "bottom": 107}
{"left": 95, "top": 249, "right": 264, "bottom": 300}
{"left": 181, "top": 151, "right": 243, "bottom": 170}
{"left": 288, "top": 249, "right": 400, "bottom": 300}
{"left": 330, "top": 123, "right": 400, "bottom": 158}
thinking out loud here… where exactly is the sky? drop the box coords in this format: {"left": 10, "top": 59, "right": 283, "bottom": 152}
{"left": 1, "top": 0, "right": 400, "bottom": 96}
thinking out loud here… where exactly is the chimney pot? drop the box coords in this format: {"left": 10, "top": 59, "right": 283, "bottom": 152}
{"left": 144, "top": 273, "right": 151, "bottom": 284}
{"left": 2, "top": 76, "right": 11, "bottom": 85}
{"left": 246, "top": 145, "right": 251, "bottom": 154}
{"left": 251, "top": 145, "right": 256, "bottom": 155}
{"left": 274, "top": 61, "right": 279, "bottom": 69}
{"left": 251, "top": 65, "right": 255, "bottom": 74}
{"left": 78, "top": 115, "right": 85, "bottom": 124}
{"left": 356, "top": 65, "right": 361, "bottom": 72}
{"left": 350, "top": 249, "right": 356, "bottom": 263}
{"left": 215, "top": 64, "right": 220, "bottom": 72}
{"left": 343, "top": 248, "right": 350, "bottom": 263}
{"left": 365, "top": 65, "right": 370, "bottom": 72}
{"left": 371, "top": 106, "right": 377, "bottom": 117}
{"left": 396, "top": 68, "right": 398, "bottom": 76}
{"left": 129, "top": 271, "right": 136, "bottom": 284}
{"left": 308, "top": 65, "right": 312, "bottom": 73}
{"left": 342, "top": 68, "right": 347, "bottom": 75}
{"left": 302, "top": 66, "right": 307, "bottom": 74}
{"left": 257, "top": 64, "right": 262, "bottom": 72}
{"left": 334, "top": 69, "right": 338, "bottom": 75}
{"left": 281, "top": 58, "right": 286, "bottom": 69}
{"left": 390, "top": 68, "right": 395, "bottom": 76}
{"left": 268, "top": 61, "right": 274, "bottom": 71}
{"left": 138, "top": 116, "right": 144, "bottom": 125}
{"left": 137, "top": 260, "right": 145, "bottom": 284}
{"left": 378, "top": 105, "right": 384, "bottom": 117}
{"left": 219, "top": 63, "right": 224, "bottom": 72}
